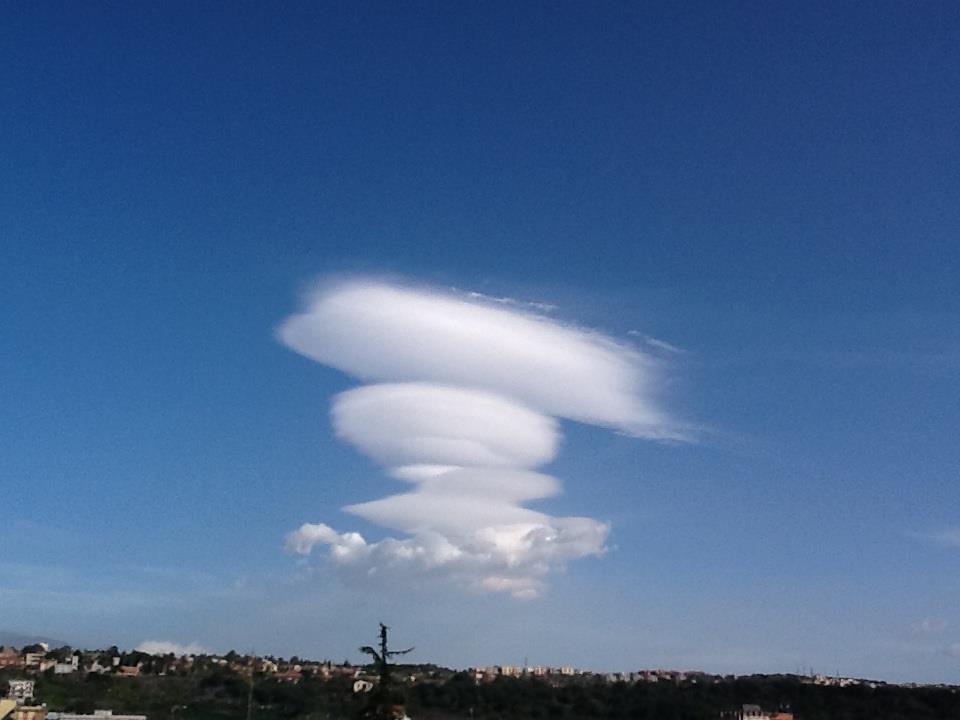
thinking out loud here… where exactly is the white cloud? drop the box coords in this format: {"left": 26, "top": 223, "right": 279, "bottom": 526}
{"left": 463, "top": 290, "right": 557, "bottom": 312}
{"left": 416, "top": 467, "right": 560, "bottom": 502}
{"left": 284, "top": 516, "right": 608, "bottom": 599}
{"left": 284, "top": 522, "right": 345, "bottom": 554}
{"left": 345, "top": 492, "right": 549, "bottom": 536}
{"left": 136, "top": 640, "right": 209, "bottom": 657}
{"left": 278, "top": 278, "right": 684, "bottom": 597}
{"left": 912, "top": 528, "right": 960, "bottom": 547}
{"left": 627, "top": 330, "right": 686, "bottom": 355}
{"left": 332, "top": 383, "right": 559, "bottom": 474}
{"left": 933, "top": 529, "right": 960, "bottom": 546}
{"left": 912, "top": 618, "right": 948, "bottom": 636}
{"left": 278, "top": 279, "right": 685, "bottom": 439}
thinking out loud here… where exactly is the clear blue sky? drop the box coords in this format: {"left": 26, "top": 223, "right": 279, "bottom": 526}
{"left": 2, "top": 1, "right": 959, "bottom": 682}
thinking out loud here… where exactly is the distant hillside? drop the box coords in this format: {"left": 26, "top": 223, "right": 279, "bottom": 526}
{"left": 0, "top": 631, "right": 67, "bottom": 648}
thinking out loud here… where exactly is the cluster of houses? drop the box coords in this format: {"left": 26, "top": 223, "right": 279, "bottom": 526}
{"left": 472, "top": 664, "right": 577, "bottom": 681}
{"left": 0, "top": 642, "right": 421, "bottom": 699}
{"left": 0, "top": 646, "right": 138, "bottom": 678}
{"left": 0, "top": 643, "right": 729, "bottom": 690}
{"left": 475, "top": 664, "right": 945, "bottom": 693}
{"left": 205, "top": 655, "right": 365, "bottom": 683}
{"left": 0, "top": 644, "right": 373, "bottom": 684}
{"left": 802, "top": 673, "right": 881, "bottom": 689}
{"left": 0, "top": 648, "right": 81, "bottom": 677}
{"left": 0, "top": 642, "right": 895, "bottom": 691}
{"left": 721, "top": 704, "right": 794, "bottom": 720}
{"left": 471, "top": 664, "right": 720, "bottom": 685}
{"left": 0, "top": 679, "right": 145, "bottom": 720}
{"left": 3, "top": 642, "right": 940, "bottom": 699}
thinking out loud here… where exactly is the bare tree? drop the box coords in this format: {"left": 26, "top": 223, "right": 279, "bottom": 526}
{"left": 359, "top": 623, "right": 414, "bottom": 690}
{"left": 359, "top": 623, "right": 414, "bottom": 719}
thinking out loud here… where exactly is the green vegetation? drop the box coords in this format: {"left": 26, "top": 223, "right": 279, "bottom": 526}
{"left": 409, "top": 673, "right": 960, "bottom": 720}
{"left": 0, "top": 669, "right": 357, "bottom": 720}
{"left": 3, "top": 666, "right": 959, "bottom": 720}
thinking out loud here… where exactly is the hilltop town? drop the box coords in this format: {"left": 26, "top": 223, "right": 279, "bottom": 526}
{"left": 1, "top": 640, "right": 958, "bottom": 720}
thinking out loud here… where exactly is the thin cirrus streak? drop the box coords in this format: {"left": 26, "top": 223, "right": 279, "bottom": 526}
{"left": 278, "top": 278, "right": 685, "bottom": 597}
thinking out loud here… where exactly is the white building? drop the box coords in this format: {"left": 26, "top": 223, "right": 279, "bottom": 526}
{"left": 728, "top": 705, "right": 770, "bottom": 720}
{"left": 54, "top": 656, "right": 80, "bottom": 675}
{"left": 23, "top": 654, "right": 45, "bottom": 668}
{"left": 352, "top": 680, "right": 374, "bottom": 694}
{"left": 6, "top": 681, "right": 35, "bottom": 705}
{"left": 48, "top": 711, "right": 146, "bottom": 720}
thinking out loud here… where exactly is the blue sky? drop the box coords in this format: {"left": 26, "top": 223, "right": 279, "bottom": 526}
{"left": 2, "top": 1, "right": 960, "bottom": 682}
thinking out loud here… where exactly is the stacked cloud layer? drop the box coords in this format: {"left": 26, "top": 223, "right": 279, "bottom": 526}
{"left": 279, "top": 279, "right": 682, "bottom": 598}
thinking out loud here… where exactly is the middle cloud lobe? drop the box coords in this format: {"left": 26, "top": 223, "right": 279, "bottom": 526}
{"left": 332, "top": 382, "right": 567, "bottom": 539}
{"left": 332, "top": 383, "right": 560, "bottom": 477}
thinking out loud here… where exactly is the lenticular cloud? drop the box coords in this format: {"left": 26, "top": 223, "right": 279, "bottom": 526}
{"left": 279, "top": 278, "right": 681, "bottom": 598}
{"left": 332, "top": 384, "right": 559, "bottom": 477}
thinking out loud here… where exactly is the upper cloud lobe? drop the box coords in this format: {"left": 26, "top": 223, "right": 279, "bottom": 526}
{"left": 278, "top": 279, "right": 686, "bottom": 439}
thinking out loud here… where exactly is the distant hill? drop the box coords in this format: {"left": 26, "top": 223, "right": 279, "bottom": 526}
{"left": 0, "top": 631, "right": 68, "bottom": 648}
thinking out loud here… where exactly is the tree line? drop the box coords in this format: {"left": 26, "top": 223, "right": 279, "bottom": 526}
{"left": 4, "top": 666, "right": 959, "bottom": 720}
